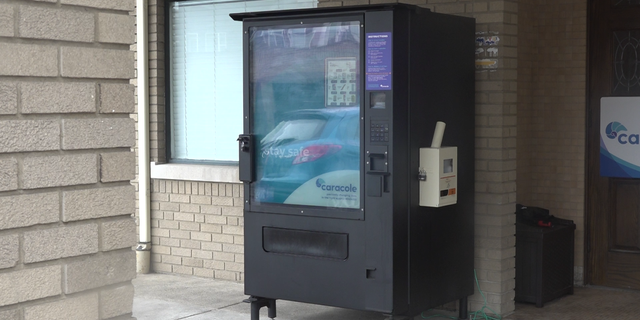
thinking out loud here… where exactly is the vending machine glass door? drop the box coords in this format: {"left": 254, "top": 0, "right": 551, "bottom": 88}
{"left": 249, "top": 19, "right": 362, "bottom": 211}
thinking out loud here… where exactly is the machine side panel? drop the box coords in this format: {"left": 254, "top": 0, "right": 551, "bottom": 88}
{"left": 407, "top": 11, "right": 476, "bottom": 314}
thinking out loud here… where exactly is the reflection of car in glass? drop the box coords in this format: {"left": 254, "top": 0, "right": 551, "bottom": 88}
{"left": 255, "top": 106, "right": 360, "bottom": 205}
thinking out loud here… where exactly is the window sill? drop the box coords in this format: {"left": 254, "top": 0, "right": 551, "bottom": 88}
{"left": 150, "top": 162, "right": 241, "bottom": 183}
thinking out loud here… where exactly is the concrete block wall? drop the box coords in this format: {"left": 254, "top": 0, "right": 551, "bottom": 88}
{"left": 0, "top": 1, "right": 137, "bottom": 319}
{"left": 143, "top": 0, "right": 519, "bottom": 316}
{"left": 516, "top": 0, "right": 587, "bottom": 284}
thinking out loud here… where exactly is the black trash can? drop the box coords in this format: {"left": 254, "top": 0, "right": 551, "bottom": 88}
{"left": 515, "top": 220, "right": 576, "bottom": 307}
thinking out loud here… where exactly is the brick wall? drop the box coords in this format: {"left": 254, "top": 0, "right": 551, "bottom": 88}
{"left": 144, "top": 0, "right": 519, "bottom": 316}
{"left": 0, "top": 1, "right": 137, "bottom": 319}
{"left": 516, "top": 0, "right": 587, "bottom": 284}
{"left": 150, "top": 180, "right": 245, "bottom": 281}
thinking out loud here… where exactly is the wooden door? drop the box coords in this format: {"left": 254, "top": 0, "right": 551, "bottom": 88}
{"left": 587, "top": 0, "right": 640, "bottom": 289}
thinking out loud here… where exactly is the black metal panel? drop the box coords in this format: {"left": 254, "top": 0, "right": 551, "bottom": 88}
{"left": 387, "top": 8, "right": 411, "bottom": 315}
{"left": 362, "top": 9, "right": 396, "bottom": 313}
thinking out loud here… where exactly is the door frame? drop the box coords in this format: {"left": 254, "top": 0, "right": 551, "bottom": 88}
{"left": 585, "top": 0, "right": 640, "bottom": 287}
{"left": 584, "top": 0, "right": 598, "bottom": 287}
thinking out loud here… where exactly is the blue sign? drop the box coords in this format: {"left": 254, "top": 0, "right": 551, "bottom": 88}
{"left": 366, "top": 32, "right": 392, "bottom": 90}
{"left": 600, "top": 97, "right": 640, "bottom": 178}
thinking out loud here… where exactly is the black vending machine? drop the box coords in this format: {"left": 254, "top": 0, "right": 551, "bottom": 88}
{"left": 233, "top": 4, "right": 475, "bottom": 319}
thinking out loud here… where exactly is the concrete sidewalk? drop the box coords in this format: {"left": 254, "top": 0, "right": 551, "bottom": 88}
{"left": 132, "top": 273, "right": 640, "bottom": 320}
{"left": 132, "top": 273, "right": 458, "bottom": 320}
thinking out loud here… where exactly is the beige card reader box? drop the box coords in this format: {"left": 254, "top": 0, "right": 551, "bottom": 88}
{"left": 419, "top": 147, "right": 458, "bottom": 207}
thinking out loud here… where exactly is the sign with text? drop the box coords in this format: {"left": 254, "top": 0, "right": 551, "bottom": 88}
{"left": 366, "top": 32, "right": 392, "bottom": 90}
{"left": 284, "top": 170, "right": 360, "bottom": 208}
{"left": 601, "top": 97, "right": 640, "bottom": 178}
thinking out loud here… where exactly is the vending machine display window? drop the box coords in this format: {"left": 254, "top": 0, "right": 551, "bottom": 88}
{"left": 250, "top": 20, "right": 362, "bottom": 210}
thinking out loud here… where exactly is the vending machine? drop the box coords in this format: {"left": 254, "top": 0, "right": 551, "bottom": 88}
{"left": 232, "top": 4, "right": 475, "bottom": 319}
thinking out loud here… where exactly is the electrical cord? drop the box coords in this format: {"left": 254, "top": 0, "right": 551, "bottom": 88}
{"left": 420, "top": 269, "right": 502, "bottom": 320}
{"left": 468, "top": 269, "right": 501, "bottom": 320}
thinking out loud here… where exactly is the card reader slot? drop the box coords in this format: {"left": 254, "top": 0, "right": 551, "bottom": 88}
{"left": 366, "top": 146, "right": 388, "bottom": 174}
{"left": 365, "top": 146, "right": 389, "bottom": 196}
{"left": 369, "top": 156, "right": 387, "bottom": 172}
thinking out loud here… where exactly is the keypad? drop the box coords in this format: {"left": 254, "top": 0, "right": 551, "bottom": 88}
{"left": 370, "top": 122, "right": 389, "bottom": 142}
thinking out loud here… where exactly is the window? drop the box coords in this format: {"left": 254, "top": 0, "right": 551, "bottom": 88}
{"left": 168, "top": 0, "right": 317, "bottom": 162}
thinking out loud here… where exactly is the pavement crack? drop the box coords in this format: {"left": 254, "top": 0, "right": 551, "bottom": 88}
{"left": 177, "top": 310, "right": 214, "bottom": 319}
{"left": 218, "top": 301, "right": 245, "bottom": 310}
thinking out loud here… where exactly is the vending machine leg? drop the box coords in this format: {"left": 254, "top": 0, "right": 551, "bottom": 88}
{"left": 245, "top": 296, "right": 276, "bottom": 320}
{"left": 459, "top": 296, "right": 468, "bottom": 319}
